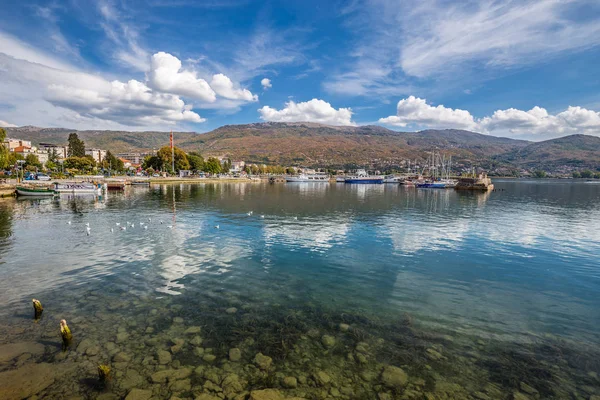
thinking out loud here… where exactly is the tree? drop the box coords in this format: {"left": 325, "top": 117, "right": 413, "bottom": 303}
{"left": 64, "top": 156, "right": 95, "bottom": 171}
{"left": 25, "top": 153, "right": 42, "bottom": 169}
{"left": 533, "top": 170, "right": 546, "bottom": 178}
{"left": 187, "top": 152, "right": 204, "bottom": 171}
{"left": 143, "top": 155, "right": 163, "bottom": 171}
{"left": 0, "top": 128, "right": 9, "bottom": 169}
{"left": 572, "top": 171, "right": 581, "bottom": 178}
{"left": 103, "top": 150, "right": 124, "bottom": 172}
{"left": 157, "top": 146, "right": 189, "bottom": 172}
{"left": 286, "top": 167, "right": 296, "bottom": 175}
{"left": 580, "top": 170, "right": 593, "bottom": 179}
{"left": 203, "top": 157, "right": 221, "bottom": 174}
{"left": 47, "top": 148, "right": 59, "bottom": 164}
{"left": 67, "top": 133, "right": 85, "bottom": 157}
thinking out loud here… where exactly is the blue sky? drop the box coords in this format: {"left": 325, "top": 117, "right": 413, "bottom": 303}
{"left": 1, "top": 0, "right": 600, "bottom": 140}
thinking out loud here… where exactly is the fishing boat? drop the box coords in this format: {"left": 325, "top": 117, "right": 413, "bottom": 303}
{"left": 54, "top": 182, "right": 103, "bottom": 194}
{"left": 345, "top": 169, "right": 383, "bottom": 184}
{"left": 286, "top": 173, "right": 330, "bottom": 183}
{"left": 16, "top": 186, "right": 57, "bottom": 197}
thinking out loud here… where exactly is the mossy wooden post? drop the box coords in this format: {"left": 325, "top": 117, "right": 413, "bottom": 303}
{"left": 32, "top": 299, "right": 43, "bottom": 320}
{"left": 60, "top": 319, "right": 72, "bottom": 348}
{"left": 98, "top": 364, "right": 111, "bottom": 383}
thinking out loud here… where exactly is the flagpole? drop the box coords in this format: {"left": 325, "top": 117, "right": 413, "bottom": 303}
{"left": 170, "top": 130, "right": 175, "bottom": 174}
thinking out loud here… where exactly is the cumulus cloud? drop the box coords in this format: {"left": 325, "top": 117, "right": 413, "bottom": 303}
{"left": 47, "top": 80, "right": 204, "bottom": 126}
{"left": 210, "top": 73, "right": 257, "bottom": 101}
{"left": 149, "top": 52, "right": 216, "bottom": 102}
{"left": 379, "top": 96, "right": 600, "bottom": 138}
{"left": 261, "top": 78, "right": 272, "bottom": 89}
{"left": 379, "top": 96, "right": 476, "bottom": 130}
{"left": 258, "top": 99, "right": 355, "bottom": 126}
{"left": 0, "top": 120, "right": 18, "bottom": 128}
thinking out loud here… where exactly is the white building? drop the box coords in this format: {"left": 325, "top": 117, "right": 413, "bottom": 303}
{"left": 4, "top": 138, "right": 32, "bottom": 151}
{"left": 85, "top": 148, "right": 107, "bottom": 163}
{"left": 230, "top": 161, "right": 245, "bottom": 173}
{"left": 39, "top": 143, "right": 68, "bottom": 160}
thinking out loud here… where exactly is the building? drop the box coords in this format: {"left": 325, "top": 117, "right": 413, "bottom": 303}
{"left": 116, "top": 152, "right": 155, "bottom": 165}
{"left": 13, "top": 146, "right": 49, "bottom": 164}
{"left": 3, "top": 138, "right": 32, "bottom": 151}
{"left": 230, "top": 161, "right": 245, "bottom": 173}
{"left": 85, "top": 148, "right": 107, "bottom": 163}
{"left": 39, "top": 143, "right": 68, "bottom": 160}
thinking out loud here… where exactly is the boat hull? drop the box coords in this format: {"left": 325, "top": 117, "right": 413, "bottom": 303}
{"left": 16, "top": 187, "right": 56, "bottom": 196}
{"left": 345, "top": 178, "right": 383, "bottom": 184}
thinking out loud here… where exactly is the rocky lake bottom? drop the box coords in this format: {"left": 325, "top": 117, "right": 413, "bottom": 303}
{"left": 0, "top": 181, "right": 599, "bottom": 399}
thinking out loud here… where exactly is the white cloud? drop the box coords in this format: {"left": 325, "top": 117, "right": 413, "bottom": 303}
{"left": 379, "top": 96, "right": 476, "bottom": 130}
{"left": 258, "top": 99, "right": 355, "bottom": 126}
{"left": 47, "top": 80, "right": 204, "bottom": 126}
{"left": 328, "top": 0, "right": 600, "bottom": 96}
{"left": 379, "top": 96, "right": 600, "bottom": 138}
{"left": 210, "top": 73, "right": 257, "bottom": 101}
{"left": 261, "top": 78, "right": 272, "bottom": 89}
{"left": 0, "top": 120, "right": 18, "bottom": 128}
{"left": 0, "top": 31, "right": 75, "bottom": 71}
{"left": 148, "top": 52, "right": 216, "bottom": 102}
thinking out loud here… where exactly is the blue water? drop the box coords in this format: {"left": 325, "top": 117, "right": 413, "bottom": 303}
{"left": 0, "top": 180, "right": 599, "bottom": 399}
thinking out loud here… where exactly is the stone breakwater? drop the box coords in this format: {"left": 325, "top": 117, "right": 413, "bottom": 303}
{"left": 0, "top": 284, "right": 599, "bottom": 400}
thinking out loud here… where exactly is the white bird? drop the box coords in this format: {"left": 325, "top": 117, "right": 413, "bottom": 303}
{"left": 67, "top": 221, "right": 71, "bottom": 225}
{"left": 214, "top": 225, "right": 220, "bottom": 229}
{"left": 140, "top": 221, "right": 144, "bottom": 225}
{"left": 126, "top": 221, "right": 131, "bottom": 226}
{"left": 148, "top": 218, "right": 151, "bottom": 222}
{"left": 167, "top": 225, "right": 173, "bottom": 229}
{"left": 131, "top": 224, "right": 135, "bottom": 228}
{"left": 86, "top": 227, "right": 91, "bottom": 236}
{"left": 121, "top": 226, "right": 126, "bottom": 231}
{"left": 261, "top": 215, "right": 265, "bottom": 218}
{"left": 160, "top": 220, "right": 164, "bottom": 224}
{"left": 85, "top": 223, "right": 90, "bottom": 227}
{"left": 294, "top": 217, "right": 298, "bottom": 220}
{"left": 111, "top": 228, "right": 114, "bottom": 233}
{"left": 144, "top": 225, "right": 148, "bottom": 230}
{"left": 116, "top": 222, "right": 120, "bottom": 226}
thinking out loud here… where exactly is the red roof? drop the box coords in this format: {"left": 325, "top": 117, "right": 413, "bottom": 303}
{"left": 14, "top": 146, "right": 32, "bottom": 152}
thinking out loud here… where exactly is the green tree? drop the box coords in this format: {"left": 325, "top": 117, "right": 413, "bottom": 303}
{"left": 221, "top": 158, "right": 231, "bottom": 173}
{"left": 0, "top": 128, "right": 9, "bottom": 169}
{"left": 533, "top": 170, "right": 546, "bottom": 178}
{"left": 67, "top": 133, "right": 86, "bottom": 157}
{"left": 103, "top": 150, "right": 124, "bottom": 172}
{"left": 157, "top": 146, "right": 189, "bottom": 172}
{"left": 142, "top": 155, "right": 163, "bottom": 171}
{"left": 46, "top": 160, "right": 58, "bottom": 171}
{"left": 580, "top": 170, "right": 593, "bottom": 179}
{"left": 594, "top": 173, "right": 600, "bottom": 179}
{"left": 572, "top": 171, "right": 581, "bottom": 178}
{"left": 187, "top": 152, "right": 204, "bottom": 171}
{"left": 285, "top": 167, "right": 296, "bottom": 175}
{"left": 64, "top": 156, "right": 95, "bottom": 172}
{"left": 25, "top": 153, "right": 42, "bottom": 169}
{"left": 47, "top": 148, "right": 59, "bottom": 164}
{"left": 203, "top": 157, "right": 222, "bottom": 174}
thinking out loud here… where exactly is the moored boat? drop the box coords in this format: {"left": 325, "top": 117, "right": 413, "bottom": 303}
{"left": 383, "top": 175, "right": 402, "bottom": 183}
{"left": 286, "top": 173, "right": 330, "bottom": 183}
{"left": 455, "top": 173, "right": 494, "bottom": 191}
{"left": 345, "top": 169, "right": 383, "bottom": 184}
{"left": 54, "top": 182, "right": 103, "bottom": 194}
{"left": 16, "top": 186, "right": 57, "bottom": 196}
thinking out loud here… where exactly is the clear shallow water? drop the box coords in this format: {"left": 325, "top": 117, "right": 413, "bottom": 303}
{"left": 0, "top": 180, "right": 599, "bottom": 399}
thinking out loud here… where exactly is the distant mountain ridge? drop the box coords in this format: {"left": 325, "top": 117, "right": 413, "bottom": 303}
{"left": 4, "top": 122, "right": 600, "bottom": 172}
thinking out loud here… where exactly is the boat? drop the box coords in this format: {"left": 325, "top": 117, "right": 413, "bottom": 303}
{"left": 455, "top": 173, "right": 494, "bottom": 191}
{"left": 286, "top": 173, "right": 330, "bottom": 183}
{"left": 131, "top": 180, "right": 150, "bottom": 186}
{"left": 345, "top": 169, "right": 383, "bottom": 184}
{"left": 16, "top": 186, "right": 57, "bottom": 197}
{"left": 383, "top": 175, "right": 402, "bottom": 183}
{"left": 54, "top": 182, "right": 103, "bottom": 194}
{"left": 335, "top": 176, "right": 346, "bottom": 183}
{"left": 416, "top": 179, "right": 457, "bottom": 189}
{"left": 106, "top": 179, "right": 126, "bottom": 190}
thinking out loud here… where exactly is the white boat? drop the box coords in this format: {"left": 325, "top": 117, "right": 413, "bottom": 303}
{"left": 16, "top": 186, "right": 57, "bottom": 197}
{"left": 335, "top": 176, "right": 346, "bottom": 182}
{"left": 345, "top": 169, "right": 383, "bottom": 184}
{"left": 286, "top": 173, "right": 330, "bottom": 183}
{"left": 54, "top": 182, "right": 103, "bottom": 194}
{"left": 383, "top": 175, "right": 402, "bottom": 183}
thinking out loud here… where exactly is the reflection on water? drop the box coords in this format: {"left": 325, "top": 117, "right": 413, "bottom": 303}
{"left": 0, "top": 180, "right": 599, "bottom": 399}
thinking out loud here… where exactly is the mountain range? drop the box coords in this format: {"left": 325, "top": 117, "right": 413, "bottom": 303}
{"left": 5, "top": 123, "right": 600, "bottom": 173}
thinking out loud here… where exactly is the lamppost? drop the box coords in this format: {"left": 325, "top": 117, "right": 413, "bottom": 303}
{"left": 16, "top": 160, "right": 26, "bottom": 183}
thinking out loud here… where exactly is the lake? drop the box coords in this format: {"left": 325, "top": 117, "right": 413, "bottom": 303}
{"left": 0, "top": 180, "right": 599, "bottom": 399}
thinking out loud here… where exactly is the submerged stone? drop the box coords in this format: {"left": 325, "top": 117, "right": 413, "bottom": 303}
{"left": 229, "top": 347, "right": 242, "bottom": 362}
{"left": 339, "top": 323, "right": 350, "bottom": 332}
{"left": 195, "top": 394, "right": 220, "bottom": 400}
{"left": 157, "top": 349, "right": 172, "bottom": 365}
{"left": 321, "top": 335, "right": 336, "bottom": 348}
{"left": 226, "top": 307, "right": 238, "bottom": 314}
{"left": 314, "top": 370, "right": 331, "bottom": 386}
{"left": 249, "top": 389, "right": 284, "bottom": 400}
{"left": 0, "top": 342, "right": 45, "bottom": 363}
{"left": 203, "top": 354, "right": 217, "bottom": 363}
{"left": 381, "top": 365, "right": 408, "bottom": 388}
{"left": 283, "top": 376, "right": 298, "bottom": 388}
{"left": 254, "top": 353, "right": 273, "bottom": 370}
{"left": 125, "top": 388, "right": 153, "bottom": 400}
{"left": 190, "top": 336, "right": 204, "bottom": 346}
{"left": 184, "top": 326, "right": 202, "bottom": 334}
{"left": 0, "top": 363, "right": 58, "bottom": 400}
